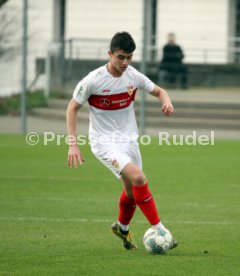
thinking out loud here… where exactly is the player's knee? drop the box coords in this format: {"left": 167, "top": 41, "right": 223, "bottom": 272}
{"left": 132, "top": 171, "right": 146, "bottom": 186}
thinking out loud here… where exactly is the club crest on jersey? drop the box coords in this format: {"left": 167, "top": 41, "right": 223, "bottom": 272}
{"left": 111, "top": 159, "right": 120, "bottom": 169}
{"left": 127, "top": 84, "right": 134, "bottom": 96}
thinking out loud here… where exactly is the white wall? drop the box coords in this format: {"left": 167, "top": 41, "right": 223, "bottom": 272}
{"left": 27, "top": 1, "right": 54, "bottom": 89}
{"left": 157, "top": 0, "right": 229, "bottom": 63}
{"left": 0, "top": 0, "right": 233, "bottom": 96}
{"left": 0, "top": 0, "right": 21, "bottom": 96}
{"left": 0, "top": 0, "right": 54, "bottom": 95}
{"left": 66, "top": 0, "right": 143, "bottom": 60}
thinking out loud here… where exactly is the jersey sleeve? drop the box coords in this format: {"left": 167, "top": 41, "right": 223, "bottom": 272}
{"left": 136, "top": 70, "right": 155, "bottom": 93}
{"left": 73, "top": 75, "right": 92, "bottom": 105}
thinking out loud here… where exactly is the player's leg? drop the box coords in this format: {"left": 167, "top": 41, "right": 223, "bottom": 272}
{"left": 92, "top": 148, "right": 138, "bottom": 249}
{"left": 121, "top": 162, "right": 160, "bottom": 226}
{"left": 111, "top": 177, "right": 138, "bottom": 249}
{"left": 117, "top": 176, "right": 136, "bottom": 232}
{"left": 91, "top": 147, "right": 177, "bottom": 249}
{"left": 121, "top": 162, "right": 178, "bottom": 249}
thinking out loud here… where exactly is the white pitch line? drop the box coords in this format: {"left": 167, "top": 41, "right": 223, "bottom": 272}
{"left": 0, "top": 175, "right": 113, "bottom": 182}
{"left": 14, "top": 196, "right": 116, "bottom": 202}
{"left": 0, "top": 217, "right": 113, "bottom": 223}
{"left": 1, "top": 196, "right": 238, "bottom": 209}
{"left": 0, "top": 217, "right": 239, "bottom": 225}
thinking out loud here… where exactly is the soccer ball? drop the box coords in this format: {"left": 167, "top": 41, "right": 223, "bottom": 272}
{"left": 143, "top": 226, "right": 173, "bottom": 254}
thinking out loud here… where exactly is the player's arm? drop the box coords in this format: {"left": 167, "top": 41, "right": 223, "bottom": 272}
{"left": 66, "top": 99, "right": 85, "bottom": 168}
{"left": 149, "top": 85, "right": 174, "bottom": 116}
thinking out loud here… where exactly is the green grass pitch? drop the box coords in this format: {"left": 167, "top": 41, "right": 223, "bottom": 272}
{"left": 0, "top": 134, "right": 240, "bottom": 276}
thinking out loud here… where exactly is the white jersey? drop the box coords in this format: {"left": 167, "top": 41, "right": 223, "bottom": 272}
{"left": 73, "top": 64, "right": 155, "bottom": 147}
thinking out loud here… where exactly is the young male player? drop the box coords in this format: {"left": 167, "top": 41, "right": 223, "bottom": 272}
{"left": 67, "top": 32, "right": 177, "bottom": 250}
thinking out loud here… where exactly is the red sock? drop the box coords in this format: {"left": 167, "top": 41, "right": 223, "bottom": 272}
{"left": 132, "top": 183, "right": 160, "bottom": 225}
{"left": 118, "top": 190, "right": 137, "bottom": 225}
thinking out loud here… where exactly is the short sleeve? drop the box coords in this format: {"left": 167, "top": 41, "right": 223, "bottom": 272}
{"left": 73, "top": 75, "right": 92, "bottom": 105}
{"left": 136, "top": 71, "right": 155, "bottom": 93}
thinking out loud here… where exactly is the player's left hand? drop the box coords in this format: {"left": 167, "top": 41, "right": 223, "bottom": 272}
{"left": 162, "top": 102, "right": 174, "bottom": 116}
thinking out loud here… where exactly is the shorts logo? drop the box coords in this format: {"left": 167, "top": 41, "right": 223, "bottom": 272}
{"left": 99, "top": 98, "right": 110, "bottom": 107}
{"left": 111, "top": 159, "right": 120, "bottom": 169}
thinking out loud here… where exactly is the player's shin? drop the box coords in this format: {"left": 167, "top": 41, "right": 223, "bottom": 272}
{"left": 118, "top": 190, "right": 137, "bottom": 232}
{"left": 132, "top": 183, "right": 160, "bottom": 225}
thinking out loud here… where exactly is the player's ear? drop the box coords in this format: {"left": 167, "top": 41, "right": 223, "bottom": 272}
{"left": 108, "top": 50, "right": 113, "bottom": 58}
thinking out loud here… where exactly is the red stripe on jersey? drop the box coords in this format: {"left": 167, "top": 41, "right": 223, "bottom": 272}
{"left": 88, "top": 89, "right": 137, "bottom": 110}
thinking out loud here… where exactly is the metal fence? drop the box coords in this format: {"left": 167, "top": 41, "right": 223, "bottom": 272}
{"left": 63, "top": 37, "right": 240, "bottom": 64}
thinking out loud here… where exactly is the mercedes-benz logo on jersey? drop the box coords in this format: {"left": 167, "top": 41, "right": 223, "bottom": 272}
{"left": 99, "top": 98, "right": 110, "bottom": 107}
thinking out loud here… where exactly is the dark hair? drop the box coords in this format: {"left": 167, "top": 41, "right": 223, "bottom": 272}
{"left": 110, "top": 32, "right": 136, "bottom": 53}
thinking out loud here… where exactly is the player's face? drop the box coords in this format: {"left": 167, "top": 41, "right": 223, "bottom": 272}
{"left": 108, "top": 49, "right": 133, "bottom": 76}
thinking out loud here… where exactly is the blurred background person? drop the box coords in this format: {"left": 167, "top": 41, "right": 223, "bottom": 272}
{"left": 159, "top": 33, "right": 188, "bottom": 89}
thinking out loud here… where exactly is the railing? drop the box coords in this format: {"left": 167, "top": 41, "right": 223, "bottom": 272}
{"left": 42, "top": 36, "right": 240, "bottom": 95}
{"left": 228, "top": 37, "right": 240, "bottom": 63}
{"left": 64, "top": 37, "right": 240, "bottom": 65}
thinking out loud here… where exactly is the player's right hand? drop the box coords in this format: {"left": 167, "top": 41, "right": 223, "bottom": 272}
{"left": 68, "top": 145, "right": 85, "bottom": 168}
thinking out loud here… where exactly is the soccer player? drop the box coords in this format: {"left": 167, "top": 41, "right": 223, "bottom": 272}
{"left": 66, "top": 32, "right": 177, "bottom": 250}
